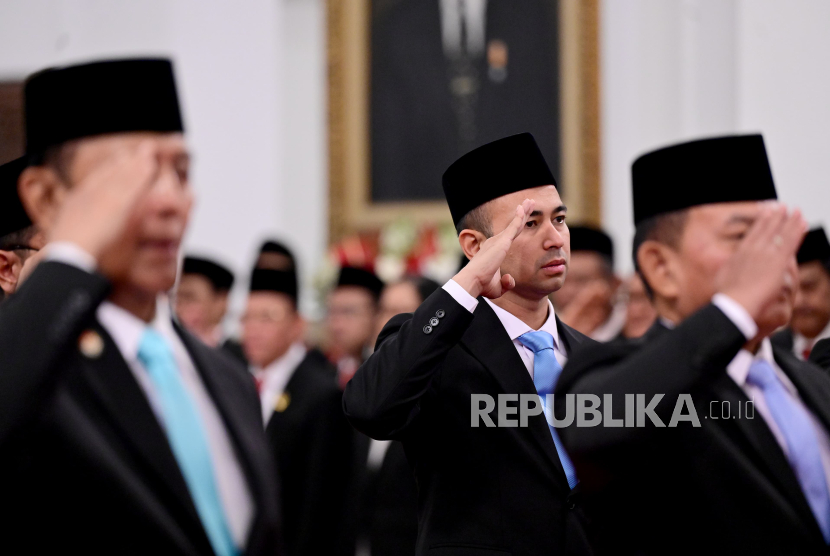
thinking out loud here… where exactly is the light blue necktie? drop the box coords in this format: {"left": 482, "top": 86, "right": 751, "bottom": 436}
{"left": 518, "top": 330, "right": 578, "bottom": 488}
{"left": 747, "top": 359, "right": 830, "bottom": 542}
{"left": 138, "top": 329, "right": 238, "bottom": 556}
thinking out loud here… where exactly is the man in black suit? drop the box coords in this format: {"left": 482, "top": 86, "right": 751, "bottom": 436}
{"left": 344, "top": 133, "right": 595, "bottom": 556}
{"left": 242, "top": 267, "right": 352, "bottom": 556}
{"left": 556, "top": 135, "right": 830, "bottom": 555}
{"left": 772, "top": 227, "right": 830, "bottom": 359}
{"left": 176, "top": 255, "right": 246, "bottom": 364}
{"left": 0, "top": 157, "right": 46, "bottom": 300}
{"left": 1, "top": 59, "right": 281, "bottom": 555}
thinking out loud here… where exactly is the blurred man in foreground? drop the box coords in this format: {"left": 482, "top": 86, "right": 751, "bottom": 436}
{"left": 243, "top": 267, "right": 351, "bottom": 556}
{"left": 556, "top": 135, "right": 830, "bottom": 555}
{"left": 0, "top": 157, "right": 46, "bottom": 300}
{"left": 552, "top": 225, "right": 624, "bottom": 341}
{"left": 772, "top": 227, "right": 830, "bottom": 359}
{"left": 0, "top": 59, "right": 281, "bottom": 555}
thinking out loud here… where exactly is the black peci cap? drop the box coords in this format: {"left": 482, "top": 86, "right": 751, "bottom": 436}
{"left": 25, "top": 58, "right": 184, "bottom": 154}
{"left": 182, "top": 256, "right": 235, "bottom": 292}
{"left": 249, "top": 268, "right": 298, "bottom": 304}
{"left": 797, "top": 228, "right": 830, "bottom": 266}
{"left": 0, "top": 157, "right": 32, "bottom": 238}
{"left": 337, "top": 266, "right": 384, "bottom": 300}
{"left": 443, "top": 133, "right": 557, "bottom": 227}
{"left": 631, "top": 134, "right": 776, "bottom": 225}
{"left": 568, "top": 225, "right": 614, "bottom": 266}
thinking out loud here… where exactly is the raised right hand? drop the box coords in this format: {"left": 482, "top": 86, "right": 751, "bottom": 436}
{"left": 453, "top": 199, "right": 534, "bottom": 299}
{"left": 49, "top": 141, "right": 159, "bottom": 262}
{"left": 715, "top": 203, "right": 807, "bottom": 325}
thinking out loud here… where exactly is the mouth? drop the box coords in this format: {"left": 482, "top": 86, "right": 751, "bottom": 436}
{"left": 139, "top": 239, "right": 180, "bottom": 258}
{"left": 541, "top": 258, "right": 566, "bottom": 276}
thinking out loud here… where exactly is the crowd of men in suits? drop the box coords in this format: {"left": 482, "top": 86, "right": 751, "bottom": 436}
{"left": 3, "top": 56, "right": 830, "bottom": 556}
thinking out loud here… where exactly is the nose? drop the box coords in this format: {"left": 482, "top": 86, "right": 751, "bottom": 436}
{"left": 147, "top": 163, "right": 192, "bottom": 217}
{"left": 541, "top": 219, "right": 565, "bottom": 250}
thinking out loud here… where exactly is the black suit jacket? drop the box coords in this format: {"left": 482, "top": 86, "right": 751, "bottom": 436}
{"left": 0, "top": 261, "right": 282, "bottom": 555}
{"left": 556, "top": 304, "right": 830, "bottom": 555}
{"left": 810, "top": 338, "right": 830, "bottom": 373}
{"left": 343, "top": 288, "right": 595, "bottom": 556}
{"left": 264, "top": 350, "right": 352, "bottom": 556}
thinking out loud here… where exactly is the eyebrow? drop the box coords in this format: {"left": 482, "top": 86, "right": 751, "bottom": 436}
{"left": 528, "top": 205, "right": 568, "bottom": 218}
{"left": 725, "top": 214, "right": 755, "bottom": 226}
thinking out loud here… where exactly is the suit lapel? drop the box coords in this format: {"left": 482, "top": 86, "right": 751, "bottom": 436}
{"left": 460, "top": 300, "right": 569, "bottom": 488}
{"left": 74, "top": 322, "right": 211, "bottom": 550}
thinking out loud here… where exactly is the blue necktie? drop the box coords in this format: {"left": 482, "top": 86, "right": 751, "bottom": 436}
{"left": 138, "top": 329, "right": 238, "bottom": 556}
{"left": 747, "top": 359, "right": 830, "bottom": 542}
{"left": 518, "top": 330, "right": 578, "bottom": 488}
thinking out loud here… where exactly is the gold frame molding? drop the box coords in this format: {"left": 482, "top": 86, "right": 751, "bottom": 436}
{"left": 327, "top": 0, "right": 601, "bottom": 244}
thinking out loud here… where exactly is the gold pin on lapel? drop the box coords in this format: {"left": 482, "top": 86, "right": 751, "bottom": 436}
{"left": 78, "top": 330, "right": 104, "bottom": 359}
{"left": 274, "top": 392, "right": 291, "bottom": 413}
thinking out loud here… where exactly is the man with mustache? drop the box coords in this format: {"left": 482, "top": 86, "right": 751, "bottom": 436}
{"left": 344, "top": 133, "right": 596, "bottom": 555}
{"left": 556, "top": 135, "right": 830, "bottom": 555}
{"left": 0, "top": 59, "right": 281, "bottom": 555}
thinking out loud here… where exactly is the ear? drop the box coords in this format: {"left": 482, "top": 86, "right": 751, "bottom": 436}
{"left": 458, "top": 229, "right": 488, "bottom": 261}
{"left": 0, "top": 250, "right": 23, "bottom": 296}
{"left": 17, "top": 166, "right": 67, "bottom": 237}
{"left": 636, "top": 240, "right": 681, "bottom": 301}
{"left": 291, "top": 314, "right": 307, "bottom": 344}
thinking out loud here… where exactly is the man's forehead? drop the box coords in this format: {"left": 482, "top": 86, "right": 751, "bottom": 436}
{"left": 690, "top": 200, "right": 766, "bottom": 223}
{"left": 493, "top": 185, "right": 561, "bottom": 209}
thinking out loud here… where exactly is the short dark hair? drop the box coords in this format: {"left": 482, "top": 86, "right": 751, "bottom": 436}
{"left": 27, "top": 140, "right": 78, "bottom": 182}
{"left": 455, "top": 203, "right": 493, "bottom": 237}
{"left": 631, "top": 209, "right": 689, "bottom": 298}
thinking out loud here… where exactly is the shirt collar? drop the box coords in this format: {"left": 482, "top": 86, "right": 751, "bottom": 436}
{"left": 726, "top": 338, "right": 798, "bottom": 395}
{"left": 484, "top": 297, "right": 562, "bottom": 352}
{"left": 794, "top": 318, "right": 830, "bottom": 354}
{"left": 97, "top": 296, "right": 175, "bottom": 362}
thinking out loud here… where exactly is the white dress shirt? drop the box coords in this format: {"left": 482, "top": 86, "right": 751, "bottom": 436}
{"left": 46, "top": 242, "right": 254, "bottom": 548}
{"left": 442, "top": 279, "right": 566, "bottom": 376}
{"left": 439, "top": 0, "right": 488, "bottom": 56}
{"left": 253, "top": 341, "right": 307, "bottom": 425}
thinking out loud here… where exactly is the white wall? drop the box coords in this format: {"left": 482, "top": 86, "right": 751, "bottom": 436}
{"left": 601, "top": 0, "right": 830, "bottom": 273}
{"left": 0, "top": 0, "right": 328, "bottom": 321}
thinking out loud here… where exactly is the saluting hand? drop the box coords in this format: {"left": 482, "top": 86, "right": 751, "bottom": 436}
{"left": 453, "top": 199, "right": 534, "bottom": 299}
{"left": 49, "top": 140, "right": 159, "bottom": 262}
{"left": 716, "top": 203, "right": 807, "bottom": 330}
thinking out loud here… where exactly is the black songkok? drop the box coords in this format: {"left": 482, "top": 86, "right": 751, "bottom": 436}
{"left": 25, "top": 58, "right": 184, "bottom": 153}
{"left": 569, "top": 225, "right": 614, "bottom": 266}
{"left": 631, "top": 134, "right": 776, "bottom": 225}
{"left": 250, "top": 268, "right": 298, "bottom": 304}
{"left": 0, "top": 157, "right": 32, "bottom": 238}
{"left": 797, "top": 228, "right": 830, "bottom": 266}
{"left": 337, "top": 266, "right": 384, "bottom": 301}
{"left": 182, "top": 256, "right": 235, "bottom": 292}
{"left": 443, "top": 133, "right": 557, "bottom": 227}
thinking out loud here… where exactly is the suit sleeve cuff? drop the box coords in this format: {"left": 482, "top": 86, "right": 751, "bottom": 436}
{"left": 712, "top": 293, "right": 758, "bottom": 341}
{"left": 442, "top": 279, "right": 479, "bottom": 313}
{"left": 44, "top": 242, "right": 97, "bottom": 274}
